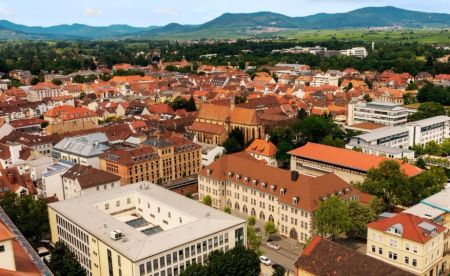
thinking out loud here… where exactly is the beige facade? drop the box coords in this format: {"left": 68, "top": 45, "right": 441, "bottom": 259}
{"left": 0, "top": 237, "right": 15, "bottom": 271}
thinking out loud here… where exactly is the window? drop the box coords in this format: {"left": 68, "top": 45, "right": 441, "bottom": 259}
{"left": 153, "top": 259, "right": 159, "bottom": 270}
{"left": 405, "top": 244, "right": 410, "bottom": 251}
{"left": 413, "top": 246, "right": 418, "bottom": 253}
{"left": 105, "top": 203, "right": 109, "bottom": 210}
{"left": 405, "top": 256, "right": 409, "bottom": 264}
{"left": 139, "top": 264, "right": 145, "bottom": 276}
{"left": 0, "top": 245, "right": 4, "bottom": 252}
{"left": 412, "top": 259, "right": 417, "bottom": 267}
{"left": 146, "top": 261, "right": 152, "bottom": 273}
{"left": 371, "top": 245, "right": 376, "bottom": 253}
{"left": 160, "top": 256, "right": 165, "bottom": 268}
{"left": 378, "top": 248, "right": 383, "bottom": 255}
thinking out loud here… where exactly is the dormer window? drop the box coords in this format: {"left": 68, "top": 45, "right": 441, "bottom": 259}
{"left": 345, "top": 187, "right": 350, "bottom": 193}
{"left": 320, "top": 196, "right": 327, "bottom": 201}
{"left": 244, "top": 177, "right": 249, "bottom": 182}
{"left": 280, "top": 188, "right": 286, "bottom": 196}
{"left": 207, "top": 169, "right": 212, "bottom": 176}
{"left": 228, "top": 172, "right": 233, "bottom": 177}
{"left": 270, "top": 184, "right": 277, "bottom": 191}
{"left": 236, "top": 174, "right": 241, "bottom": 180}
{"left": 292, "top": 197, "right": 299, "bottom": 204}
{"left": 252, "top": 179, "right": 258, "bottom": 185}
{"left": 261, "top": 182, "right": 266, "bottom": 188}
{"left": 387, "top": 224, "right": 403, "bottom": 236}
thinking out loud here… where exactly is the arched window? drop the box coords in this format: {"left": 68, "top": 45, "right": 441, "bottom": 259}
{"left": 251, "top": 208, "right": 256, "bottom": 217}
{"left": 259, "top": 211, "right": 265, "bottom": 220}
{"left": 268, "top": 215, "right": 274, "bottom": 223}
{"left": 234, "top": 202, "right": 240, "bottom": 211}
{"left": 289, "top": 228, "right": 298, "bottom": 240}
{"left": 242, "top": 205, "right": 248, "bottom": 214}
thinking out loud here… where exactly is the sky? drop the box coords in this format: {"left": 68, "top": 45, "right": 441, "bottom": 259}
{"left": 0, "top": 0, "right": 449, "bottom": 27}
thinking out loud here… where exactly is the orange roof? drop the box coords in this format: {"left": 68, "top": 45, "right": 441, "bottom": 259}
{"left": 0, "top": 219, "right": 14, "bottom": 242}
{"left": 368, "top": 213, "right": 446, "bottom": 244}
{"left": 30, "top": 82, "right": 60, "bottom": 90}
{"left": 288, "top": 142, "right": 422, "bottom": 177}
{"left": 44, "top": 105, "right": 95, "bottom": 120}
{"left": 245, "top": 139, "right": 277, "bottom": 156}
{"left": 349, "top": 122, "right": 386, "bottom": 131}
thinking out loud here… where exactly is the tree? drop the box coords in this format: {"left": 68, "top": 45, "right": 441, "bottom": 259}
{"left": 223, "top": 137, "right": 243, "bottom": 154}
{"left": 48, "top": 242, "right": 86, "bottom": 276}
{"left": 186, "top": 96, "right": 197, "bottom": 112}
{"left": 297, "top": 108, "right": 308, "bottom": 120}
{"left": 224, "top": 206, "right": 231, "bottom": 214}
{"left": 415, "top": 157, "right": 427, "bottom": 169}
{"left": 369, "top": 196, "right": 388, "bottom": 215}
{"left": 202, "top": 195, "right": 212, "bottom": 206}
{"left": 247, "top": 225, "right": 262, "bottom": 254}
{"left": 403, "top": 93, "right": 417, "bottom": 105}
{"left": 273, "top": 266, "right": 286, "bottom": 276}
{"left": 363, "top": 94, "right": 372, "bottom": 102}
{"left": 408, "top": 102, "right": 446, "bottom": 122}
{"left": 406, "top": 81, "right": 418, "bottom": 91}
{"left": 346, "top": 201, "right": 375, "bottom": 238}
{"left": 292, "top": 115, "right": 344, "bottom": 145}
{"left": 170, "top": 96, "right": 189, "bottom": 111}
{"left": 263, "top": 221, "right": 277, "bottom": 240}
{"left": 180, "top": 246, "right": 260, "bottom": 276}
{"left": 276, "top": 140, "right": 294, "bottom": 162}
{"left": 355, "top": 160, "right": 410, "bottom": 211}
{"left": 52, "top": 79, "right": 62, "bottom": 85}
{"left": 315, "top": 196, "right": 351, "bottom": 240}
{"left": 408, "top": 167, "right": 446, "bottom": 206}
{"left": 247, "top": 216, "right": 256, "bottom": 227}
{"left": 0, "top": 193, "right": 49, "bottom": 248}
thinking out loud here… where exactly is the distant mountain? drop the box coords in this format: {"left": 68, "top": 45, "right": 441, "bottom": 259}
{"left": 0, "top": 6, "right": 449, "bottom": 40}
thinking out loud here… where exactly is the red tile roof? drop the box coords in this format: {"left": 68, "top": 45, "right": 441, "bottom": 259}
{"left": 245, "top": 139, "right": 277, "bottom": 156}
{"left": 288, "top": 143, "right": 422, "bottom": 177}
{"left": 368, "top": 213, "right": 446, "bottom": 244}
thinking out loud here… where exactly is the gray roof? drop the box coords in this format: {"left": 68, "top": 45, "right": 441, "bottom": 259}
{"left": 403, "top": 203, "right": 445, "bottom": 220}
{"left": 48, "top": 182, "right": 245, "bottom": 262}
{"left": 346, "top": 142, "right": 413, "bottom": 155}
{"left": 352, "top": 125, "right": 409, "bottom": 142}
{"left": 42, "top": 160, "right": 75, "bottom": 177}
{"left": 408, "top": 115, "right": 450, "bottom": 127}
{"left": 421, "top": 187, "right": 450, "bottom": 212}
{"left": 53, "top": 133, "right": 109, "bottom": 157}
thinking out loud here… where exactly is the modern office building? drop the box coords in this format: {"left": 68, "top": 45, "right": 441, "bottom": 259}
{"left": 198, "top": 151, "right": 366, "bottom": 243}
{"left": 347, "top": 101, "right": 409, "bottom": 127}
{"left": 339, "top": 47, "right": 368, "bottom": 58}
{"left": 48, "top": 182, "right": 246, "bottom": 276}
{"left": 346, "top": 116, "right": 450, "bottom": 158}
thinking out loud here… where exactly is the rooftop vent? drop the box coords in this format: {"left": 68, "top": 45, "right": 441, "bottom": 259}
{"left": 291, "top": 171, "right": 299, "bottom": 181}
{"left": 110, "top": 230, "right": 123, "bottom": 241}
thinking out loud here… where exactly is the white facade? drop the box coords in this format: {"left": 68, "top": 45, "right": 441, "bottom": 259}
{"left": 62, "top": 177, "right": 121, "bottom": 200}
{"left": 311, "top": 73, "right": 340, "bottom": 87}
{"left": 340, "top": 47, "right": 368, "bottom": 58}
{"left": 41, "top": 161, "right": 74, "bottom": 200}
{"left": 0, "top": 237, "right": 15, "bottom": 271}
{"left": 198, "top": 143, "right": 225, "bottom": 167}
{"left": 348, "top": 101, "right": 409, "bottom": 127}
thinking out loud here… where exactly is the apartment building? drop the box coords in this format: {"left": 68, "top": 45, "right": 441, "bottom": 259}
{"left": 25, "top": 82, "right": 62, "bottom": 102}
{"left": 245, "top": 138, "right": 277, "bottom": 167}
{"left": 48, "top": 182, "right": 246, "bottom": 276}
{"left": 44, "top": 105, "right": 97, "bottom": 134}
{"left": 340, "top": 47, "right": 368, "bottom": 58}
{"left": 347, "top": 116, "right": 450, "bottom": 158}
{"left": 367, "top": 213, "right": 446, "bottom": 275}
{"left": 52, "top": 132, "right": 109, "bottom": 169}
{"left": 347, "top": 101, "right": 409, "bottom": 127}
{"left": 289, "top": 142, "right": 421, "bottom": 183}
{"left": 310, "top": 73, "right": 340, "bottom": 87}
{"left": 61, "top": 164, "right": 121, "bottom": 200}
{"left": 41, "top": 160, "right": 75, "bottom": 200}
{"left": 198, "top": 151, "right": 365, "bottom": 243}
{"left": 100, "top": 137, "right": 201, "bottom": 185}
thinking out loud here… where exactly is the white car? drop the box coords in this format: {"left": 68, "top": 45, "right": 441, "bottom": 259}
{"left": 266, "top": 242, "right": 281, "bottom": 250}
{"left": 259, "top": 255, "right": 273, "bottom": 266}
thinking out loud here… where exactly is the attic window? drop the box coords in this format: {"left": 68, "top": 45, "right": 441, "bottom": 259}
{"left": 236, "top": 174, "right": 241, "bottom": 180}
{"left": 280, "top": 188, "right": 286, "bottom": 196}
{"left": 270, "top": 184, "right": 276, "bottom": 191}
{"left": 252, "top": 179, "right": 258, "bottom": 185}
{"left": 206, "top": 169, "right": 212, "bottom": 176}
{"left": 320, "top": 196, "right": 328, "bottom": 201}
{"left": 345, "top": 188, "right": 350, "bottom": 193}
{"left": 261, "top": 182, "right": 266, "bottom": 188}
{"left": 244, "top": 177, "right": 249, "bottom": 182}
{"left": 228, "top": 172, "right": 233, "bottom": 177}
{"left": 292, "top": 197, "right": 299, "bottom": 204}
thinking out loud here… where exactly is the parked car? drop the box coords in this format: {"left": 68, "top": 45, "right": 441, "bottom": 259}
{"left": 266, "top": 242, "right": 280, "bottom": 250}
{"left": 259, "top": 255, "right": 273, "bottom": 266}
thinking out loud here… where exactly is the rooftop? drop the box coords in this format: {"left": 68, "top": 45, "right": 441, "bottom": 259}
{"left": 245, "top": 139, "right": 277, "bottom": 157}
{"left": 295, "top": 236, "right": 413, "bottom": 276}
{"left": 421, "top": 186, "right": 450, "bottom": 212}
{"left": 48, "top": 182, "right": 244, "bottom": 262}
{"left": 62, "top": 164, "right": 121, "bottom": 189}
{"left": 288, "top": 142, "right": 421, "bottom": 177}
{"left": 53, "top": 132, "right": 109, "bottom": 157}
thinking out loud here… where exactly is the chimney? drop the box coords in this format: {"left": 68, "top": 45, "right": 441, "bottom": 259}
{"left": 291, "top": 171, "right": 299, "bottom": 182}
{"left": 8, "top": 173, "right": 16, "bottom": 184}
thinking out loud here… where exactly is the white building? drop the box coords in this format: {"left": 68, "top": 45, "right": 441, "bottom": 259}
{"left": 198, "top": 143, "right": 225, "bottom": 167}
{"left": 41, "top": 160, "right": 75, "bottom": 199}
{"left": 48, "top": 182, "right": 246, "bottom": 276}
{"left": 311, "top": 73, "right": 340, "bottom": 87}
{"left": 348, "top": 101, "right": 409, "bottom": 127}
{"left": 24, "top": 82, "right": 63, "bottom": 102}
{"left": 347, "top": 116, "right": 450, "bottom": 158}
{"left": 61, "top": 164, "right": 121, "bottom": 200}
{"left": 340, "top": 47, "right": 368, "bottom": 58}
{"left": 51, "top": 132, "right": 109, "bottom": 168}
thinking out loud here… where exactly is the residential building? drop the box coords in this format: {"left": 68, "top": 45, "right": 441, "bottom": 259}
{"left": 295, "top": 236, "right": 414, "bottom": 276}
{"left": 48, "top": 182, "right": 246, "bottom": 276}
{"left": 245, "top": 138, "right": 277, "bottom": 167}
{"left": 0, "top": 208, "right": 52, "bottom": 275}
{"left": 25, "top": 82, "right": 63, "bottom": 102}
{"left": 41, "top": 160, "right": 75, "bottom": 200}
{"left": 346, "top": 116, "right": 450, "bottom": 158}
{"left": 311, "top": 73, "right": 340, "bottom": 87}
{"left": 44, "top": 105, "right": 97, "bottom": 134}
{"left": 340, "top": 47, "right": 368, "bottom": 58}
{"left": 198, "top": 151, "right": 366, "bottom": 243}
{"left": 367, "top": 213, "right": 446, "bottom": 275}
{"left": 100, "top": 136, "right": 201, "bottom": 184}
{"left": 52, "top": 133, "right": 109, "bottom": 168}
{"left": 1, "top": 131, "right": 61, "bottom": 156}
{"left": 289, "top": 142, "right": 421, "bottom": 183}
{"left": 197, "top": 143, "right": 225, "bottom": 167}
{"left": 61, "top": 164, "right": 121, "bottom": 200}
{"left": 347, "top": 101, "right": 409, "bottom": 127}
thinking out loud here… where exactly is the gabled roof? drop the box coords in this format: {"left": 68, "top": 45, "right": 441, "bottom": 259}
{"left": 368, "top": 213, "right": 445, "bottom": 244}
{"left": 200, "top": 152, "right": 361, "bottom": 212}
{"left": 288, "top": 142, "right": 421, "bottom": 177}
{"left": 62, "top": 164, "right": 121, "bottom": 189}
{"left": 197, "top": 103, "right": 231, "bottom": 122}
{"left": 245, "top": 139, "right": 277, "bottom": 157}
{"left": 295, "top": 237, "right": 414, "bottom": 276}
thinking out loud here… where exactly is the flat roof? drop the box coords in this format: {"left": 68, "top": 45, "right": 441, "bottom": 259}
{"left": 421, "top": 187, "right": 450, "bottom": 212}
{"left": 353, "top": 125, "right": 409, "bottom": 142}
{"left": 403, "top": 203, "right": 445, "bottom": 220}
{"left": 409, "top": 115, "right": 449, "bottom": 127}
{"left": 48, "top": 182, "right": 244, "bottom": 262}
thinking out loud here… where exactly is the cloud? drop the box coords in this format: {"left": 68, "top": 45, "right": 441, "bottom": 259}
{"left": 84, "top": 8, "right": 102, "bottom": 17}
{"left": 154, "top": 8, "right": 179, "bottom": 16}
{"left": 0, "top": 8, "right": 15, "bottom": 16}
